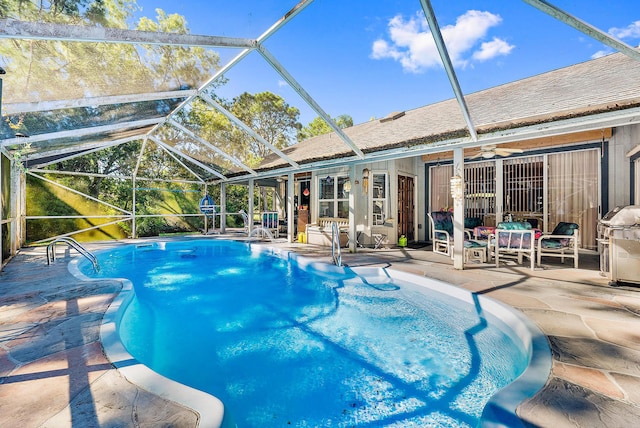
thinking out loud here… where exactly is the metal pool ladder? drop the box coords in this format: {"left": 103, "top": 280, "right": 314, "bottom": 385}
{"left": 47, "top": 237, "right": 99, "bottom": 271}
{"left": 331, "top": 221, "right": 342, "bottom": 267}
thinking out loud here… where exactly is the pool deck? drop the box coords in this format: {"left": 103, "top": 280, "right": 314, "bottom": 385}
{"left": 1, "top": 235, "right": 639, "bottom": 427}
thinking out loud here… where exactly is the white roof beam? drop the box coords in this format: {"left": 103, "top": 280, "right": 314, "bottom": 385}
{"left": 25, "top": 136, "right": 141, "bottom": 168}
{"left": 198, "top": 92, "right": 300, "bottom": 169}
{"left": 256, "top": 0, "right": 314, "bottom": 44}
{"left": 155, "top": 141, "right": 207, "bottom": 184}
{"left": 4, "top": 89, "right": 197, "bottom": 115}
{"left": 148, "top": 135, "right": 226, "bottom": 180}
{"left": 0, "top": 18, "right": 255, "bottom": 48}
{"left": 134, "top": 137, "right": 205, "bottom": 184}
{"left": 0, "top": 117, "right": 161, "bottom": 147}
{"left": 523, "top": 0, "right": 640, "bottom": 62}
{"left": 257, "top": 45, "right": 365, "bottom": 159}
{"left": 167, "top": 119, "right": 257, "bottom": 176}
{"left": 146, "top": 48, "right": 256, "bottom": 137}
{"left": 420, "top": 0, "right": 478, "bottom": 142}
{"left": 148, "top": 1, "right": 315, "bottom": 135}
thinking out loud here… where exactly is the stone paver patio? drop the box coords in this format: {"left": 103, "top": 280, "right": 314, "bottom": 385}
{"left": 1, "top": 236, "right": 639, "bottom": 427}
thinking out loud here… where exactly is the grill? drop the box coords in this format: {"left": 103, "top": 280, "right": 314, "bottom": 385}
{"left": 598, "top": 205, "right": 640, "bottom": 286}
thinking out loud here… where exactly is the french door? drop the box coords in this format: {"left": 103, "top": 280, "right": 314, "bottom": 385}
{"left": 398, "top": 175, "right": 415, "bottom": 241}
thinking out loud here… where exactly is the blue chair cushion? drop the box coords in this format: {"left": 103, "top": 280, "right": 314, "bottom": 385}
{"left": 464, "top": 217, "right": 483, "bottom": 229}
{"left": 496, "top": 221, "right": 532, "bottom": 230}
{"left": 542, "top": 222, "right": 579, "bottom": 248}
{"left": 540, "top": 240, "right": 563, "bottom": 249}
{"left": 431, "top": 212, "right": 453, "bottom": 236}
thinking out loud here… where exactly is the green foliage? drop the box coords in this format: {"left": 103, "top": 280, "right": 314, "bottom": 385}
{"left": 229, "top": 92, "right": 301, "bottom": 163}
{"left": 297, "top": 114, "right": 353, "bottom": 141}
{"left": 136, "top": 9, "right": 220, "bottom": 91}
{"left": 25, "top": 174, "right": 129, "bottom": 242}
{"left": 4, "top": 1, "right": 306, "bottom": 241}
{"left": 0, "top": 0, "right": 220, "bottom": 108}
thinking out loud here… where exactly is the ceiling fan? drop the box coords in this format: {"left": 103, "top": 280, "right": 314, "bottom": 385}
{"left": 469, "top": 144, "right": 523, "bottom": 159}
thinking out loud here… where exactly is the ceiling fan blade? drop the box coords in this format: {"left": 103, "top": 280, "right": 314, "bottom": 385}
{"left": 495, "top": 148, "right": 523, "bottom": 157}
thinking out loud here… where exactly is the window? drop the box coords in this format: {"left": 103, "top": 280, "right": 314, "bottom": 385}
{"left": 465, "top": 161, "right": 496, "bottom": 219}
{"left": 318, "top": 175, "right": 350, "bottom": 218}
{"left": 372, "top": 173, "right": 387, "bottom": 225}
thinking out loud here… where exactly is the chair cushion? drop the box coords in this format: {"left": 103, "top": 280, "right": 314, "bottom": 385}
{"left": 464, "top": 240, "right": 487, "bottom": 248}
{"left": 540, "top": 239, "right": 564, "bottom": 249}
{"left": 551, "top": 222, "right": 579, "bottom": 236}
{"left": 496, "top": 231, "right": 533, "bottom": 248}
{"left": 431, "top": 212, "right": 453, "bottom": 236}
{"left": 547, "top": 222, "right": 579, "bottom": 247}
{"left": 464, "top": 217, "right": 483, "bottom": 229}
{"left": 496, "top": 222, "right": 532, "bottom": 230}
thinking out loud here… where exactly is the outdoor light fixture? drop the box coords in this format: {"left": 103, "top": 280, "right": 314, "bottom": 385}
{"left": 303, "top": 188, "right": 310, "bottom": 197}
{"left": 343, "top": 179, "right": 352, "bottom": 193}
{"left": 450, "top": 174, "right": 464, "bottom": 203}
{"left": 362, "top": 168, "right": 370, "bottom": 191}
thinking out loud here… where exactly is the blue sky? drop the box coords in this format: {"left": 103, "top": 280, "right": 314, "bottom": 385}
{"left": 133, "top": 1, "right": 640, "bottom": 127}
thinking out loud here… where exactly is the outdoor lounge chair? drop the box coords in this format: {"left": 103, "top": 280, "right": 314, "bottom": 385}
{"left": 491, "top": 221, "right": 535, "bottom": 270}
{"left": 427, "top": 212, "right": 479, "bottom": 257}
{"left": 537, "top": 222, "right": 579, "bottom": 268}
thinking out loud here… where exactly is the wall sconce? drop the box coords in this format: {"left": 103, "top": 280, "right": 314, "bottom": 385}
{"left": 450, "top": 174, "right": 464, "bottom": 204}
{"left": 362, "top": 168, "right": 370, "bottom": 191}
{"left": 343, "top": 179, "right": 352, "bottom": 193}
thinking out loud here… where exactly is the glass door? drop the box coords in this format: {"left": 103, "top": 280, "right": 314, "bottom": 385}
{"left": 503, "top": 156, "right": 544, "bottom": 230}
{"left": 548, "top": 149, "right": 599, "bottom": 249}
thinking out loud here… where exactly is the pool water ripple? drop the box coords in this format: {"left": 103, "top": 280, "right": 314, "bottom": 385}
{"left": 79, "top": 240, "right": 548, "bottom": 428}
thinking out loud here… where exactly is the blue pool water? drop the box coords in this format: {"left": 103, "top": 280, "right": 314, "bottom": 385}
{"left": 81, "top": 240, "right": 531, "bottom": 427}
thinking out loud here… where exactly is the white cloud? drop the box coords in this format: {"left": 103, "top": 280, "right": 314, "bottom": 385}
{"left": 472, "top": 37, "right": 514, "bottom": 61}
{"left": 608, "top": 20, "right": 640, "bottom": 40}
{"left": 591, "top": 49, "right": 612, "bottom": 59}
{"left": 371, "top": 10, "right": 514, "bottom": 73}
{"left": 277, "top": 80, "right": 288, "bottom": 87}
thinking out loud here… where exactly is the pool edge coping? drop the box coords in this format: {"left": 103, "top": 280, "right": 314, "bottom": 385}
{"left": 70, "top": 255, "right": 226, "bottom": 428}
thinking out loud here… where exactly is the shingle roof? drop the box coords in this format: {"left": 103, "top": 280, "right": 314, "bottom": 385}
{"left": 258, "top": 52, "right": 640, "bottom": 171}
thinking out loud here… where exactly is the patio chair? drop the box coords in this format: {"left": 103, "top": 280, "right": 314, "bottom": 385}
{"left": 537, "top": 222, "right": 579, "bottom": 268}
{"left": 262, "top": 212, "right": 279, "bottom": 238}
{"left": 427, "top": 212, "right": 476, "bottom": 257}
{"left": 490, "top": 222, "right": 535, "bottom": 270}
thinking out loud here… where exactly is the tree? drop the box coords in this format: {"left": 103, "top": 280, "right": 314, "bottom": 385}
{"left": 297, "top": 114, "right": 353, "bottom": 142}
{"left": 228, "top": 92, "right": 301, "bottom": 166}
{"left": 0, "top": 1, "right": 220, "bottom": 104}
{"left": 2, "top": 1, "right": 223, "bottom": 237}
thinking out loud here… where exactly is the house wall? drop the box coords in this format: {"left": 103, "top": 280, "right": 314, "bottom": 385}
{"left": 305, "top": 124, "right": 639, "bottom": 248}
{"left": 311, "top": 158, "right": 420, "bottom": 247}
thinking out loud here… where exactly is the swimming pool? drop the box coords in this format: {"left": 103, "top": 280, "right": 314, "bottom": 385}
{"left": 75, "top": 239, "right": 550, "bottom": 427}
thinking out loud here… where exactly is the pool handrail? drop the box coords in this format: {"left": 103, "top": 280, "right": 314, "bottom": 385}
{"left": 47, "top": 237, "right": 99, "bottom": 271}
{"left": 331, "top": 221, "right": 342, "bottom": 266}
